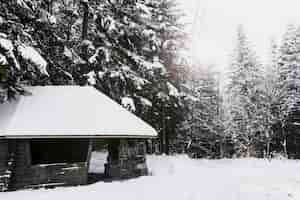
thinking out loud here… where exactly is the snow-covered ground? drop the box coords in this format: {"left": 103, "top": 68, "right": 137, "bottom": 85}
{"left": 2, "top": 152, "right": 300, "bottom": 200}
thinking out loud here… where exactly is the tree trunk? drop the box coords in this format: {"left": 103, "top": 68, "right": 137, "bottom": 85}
{"left": 48, "top": 0, "right": 53, "bottom": 14}
{"left": 161, "top": 110, "right": 167, "bottom": 154}
{"left": 165, "top": 130, "right": 169, "bottom": 155}
{"left": 80, "top": 0, "right": 89, "bottom": 60}
{"left": 67, "top": 23, "right": 71, "bottom": 41}
{"left": 246, "top": 136, "right": 251, "bottom": 157}
{"left": 266, "top": 139, "right": 270, "bottom": 159}
{"left": 81, "top": 1, "right": 89, "bottom": 41}
{"left": 283, "top": 136, "right": 287, "bottom": 157}
{"left": 246, "top": 146, "right": 250, "bottom": 157}
{"left": 281, "top": 124, "right": 288, "bottom": 157}
{"left": 265, "top": 130, "right": 271, "bottom": 159}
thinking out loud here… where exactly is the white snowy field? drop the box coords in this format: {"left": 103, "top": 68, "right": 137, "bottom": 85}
{"left": 2, "top": 152, "right": 300, "bottom": 200}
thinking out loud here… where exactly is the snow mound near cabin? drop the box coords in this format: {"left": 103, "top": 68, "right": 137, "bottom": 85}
{"left": 2, "top": 155, "right": 300, "bottom": 200}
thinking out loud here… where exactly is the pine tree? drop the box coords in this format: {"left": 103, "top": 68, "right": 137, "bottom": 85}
{"left": 149, "top": 0, "right": 187, "bottom": 154}
{"left": 225, "top": 25, "right": 265, "bottom": 157}
{"left": 262, "top": 39, "right": 281, "bottom": 157}
{"left": 0, "top": 0, "right": 56, "bottom": 102}
{"left": 273, "top": 24, "right": 300, "bottom": 156}
{"left": 151, "top": 0, "right": 187, "bottom": 85}
{"left": 195, "top": 67, "right": 223, "bottom": 158}
{"left": 180, "top": 64, "right": 223, "bottom": 158}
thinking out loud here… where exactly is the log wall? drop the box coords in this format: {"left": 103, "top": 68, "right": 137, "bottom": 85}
{"left": 0, "top": 139, "right": 91, "bottom": 191}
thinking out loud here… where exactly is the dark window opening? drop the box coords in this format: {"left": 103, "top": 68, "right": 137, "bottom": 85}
{"left": 30, "top": 139, "right": 89, "bottom": 165}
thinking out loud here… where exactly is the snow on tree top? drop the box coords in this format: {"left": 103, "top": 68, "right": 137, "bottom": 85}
{"left": 184, "top": 94, "right": 199, "bottom": 102}
{"left": 167, "top": 82, "right": 179, "bottom": 97}
{"left": 17, "top": 45, "right": 48, "bottom": 75}
{"left": 16, "top": 0, "right": 34, "bottom": 11}
{"left": 136, "top": 2, "right": 152, "bottom": 18}
{"left": 142, "top": 29, "right": 156, "bottom": 39}
{"left": 88, "top": 47, "right": 110, "bottom": 64}
{"left": 86, "top": 71, "right": 96, "bottom": 85}
{"left": 139, "top": 97, "right": 152, "bottom": 107}
{"left": 0, "top": 54, "right": 7, "bottom": 65}
{"left": 48, "top": 15, "right": 57, "bottom": 25}
{"left": 0, "top": 37, "right": 21, "bottom": 70}
{"left": 122, "top": 97, "right": 136, "bottom": 112}
{"left": 0, "top": 37, "right": 14, "bottom": 52}
{"left": 0, "top": 86, "right": 157, "bottom": 138}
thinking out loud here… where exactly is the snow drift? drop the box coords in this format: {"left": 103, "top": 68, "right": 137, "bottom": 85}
{"left": 1, "top": 153, "right": 300, "bottom": 200}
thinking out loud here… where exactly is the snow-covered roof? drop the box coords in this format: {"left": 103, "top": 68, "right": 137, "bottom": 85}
{"left": 0, "top": 86, "right": 157, "bottom": 139}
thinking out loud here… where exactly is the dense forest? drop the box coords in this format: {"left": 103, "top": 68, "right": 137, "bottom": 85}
{"left": 0, "top": 0, "right": 299, "bottom": 159}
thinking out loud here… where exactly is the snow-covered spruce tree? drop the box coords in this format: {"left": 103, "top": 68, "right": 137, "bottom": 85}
{"left": 148, "top": 0, "right": 188, "bottom": 154}
{"left": 224, "top": 25, "right": 265, "bottom": 157}
{"left": 150, "top": 0, "right": 187, "bottom": 85}
{"left": 261, "top": 39, "right": 282, "bottom": 157}
{"left": 179, "top": 65, "right": 202, "bottom": 154}
{"left": 0, "top": 0, "right": 98, "bottom": 103}
{"left": 180, "top": 64, "right": 224, "bottom": 158}
{"left": 0, "top": 0, "right": 56, "bottom": 102}
{"left": 70, "top": 0, "right": 186, "bottom": 154}
{"left": 272, "top": 24, "right": 300, "bottom": 156}
{"left": 0, "top": 0, "right": 106, "bottom": 103}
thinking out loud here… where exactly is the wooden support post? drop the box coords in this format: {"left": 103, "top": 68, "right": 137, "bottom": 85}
{"left": 86, "top": 139, "right": 93, "bottom": 170}
{"left": 7, "top": 140, "right": 17, "bottom": 191}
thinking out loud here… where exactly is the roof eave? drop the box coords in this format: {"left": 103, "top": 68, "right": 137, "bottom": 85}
{"left": 0, "top": 134, "right": 158, "bottom": 139}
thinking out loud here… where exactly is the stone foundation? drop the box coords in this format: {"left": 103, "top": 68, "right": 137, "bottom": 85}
{"left": 105, "top": 139, "right": 148, "bottom": 179}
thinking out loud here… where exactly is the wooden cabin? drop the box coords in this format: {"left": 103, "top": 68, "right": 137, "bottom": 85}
{"left": 0, "top": 86, "right": 157, "bottom": 191}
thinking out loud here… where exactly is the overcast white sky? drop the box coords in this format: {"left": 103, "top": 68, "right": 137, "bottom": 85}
{"left": 178, "top": 0, "right": 300, "bottom": 70}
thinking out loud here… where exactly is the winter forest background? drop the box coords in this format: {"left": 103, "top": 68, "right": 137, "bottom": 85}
{"left": 0, "top": 0, "right": 300, "bottom": 159}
